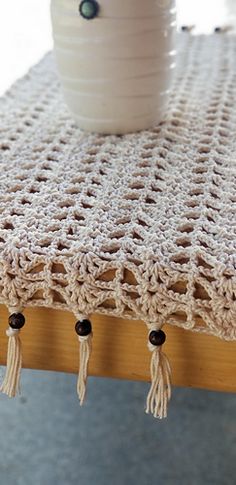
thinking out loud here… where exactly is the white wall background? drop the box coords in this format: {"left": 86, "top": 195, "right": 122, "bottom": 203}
{"left": 0, "top": 0, "right": 52, "bottom": 95}
{"left": 0, "top": 0, "right": 235, "bottom": 96}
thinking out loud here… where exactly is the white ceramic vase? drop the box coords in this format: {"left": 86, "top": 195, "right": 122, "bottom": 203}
{"left": 51, "top": 0, "right": 177, "bottom": 135}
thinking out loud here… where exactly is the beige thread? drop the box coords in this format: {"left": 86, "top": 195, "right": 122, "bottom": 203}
{"left": 146, "top": 338, "right": 172, "bottom": 419}
{"left": 77, "top": 333, "right": 93, "bottom": 405}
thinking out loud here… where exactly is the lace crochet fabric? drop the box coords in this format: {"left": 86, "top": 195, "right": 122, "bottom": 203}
{"left": 0, "top": 33, "right": 236, "bottom": 343}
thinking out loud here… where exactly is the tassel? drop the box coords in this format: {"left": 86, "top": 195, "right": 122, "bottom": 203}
{"left": 0, "top": 310, "right": 26, "bottom": 397}
{"left": 146, "top": 328, "right": 172, "bottom": 419}
{"left": 75, "top": 317, "right": 93, "bottom": 405}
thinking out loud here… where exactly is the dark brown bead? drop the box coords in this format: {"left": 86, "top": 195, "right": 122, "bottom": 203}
{"left": 75, "top": 319, "right": 92, "bottom": 337}
{"left": 149, "top": 329, "right": 166, "bottom": 346}
{"left": 9, "top": 313, "right": 25, "bottom": 330}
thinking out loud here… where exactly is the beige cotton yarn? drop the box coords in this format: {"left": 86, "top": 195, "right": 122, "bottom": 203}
{"left": 0, "top": 33, "right": 235, "bottom": 342}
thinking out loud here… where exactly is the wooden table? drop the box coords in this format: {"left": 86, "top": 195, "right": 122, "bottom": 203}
{"left": 0, "top": 304, "right": 235, "bottom": 393}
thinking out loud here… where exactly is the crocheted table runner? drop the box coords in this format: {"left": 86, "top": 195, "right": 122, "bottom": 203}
{"left": 0, "top": 34, "right": 235, "bottom": 417}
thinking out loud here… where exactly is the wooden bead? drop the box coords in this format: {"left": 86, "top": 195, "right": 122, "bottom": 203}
{"left": 149, "top": 329, "right": 166, "bottom": 346}
{"left": 79, "top": 0, "right": 99, "bottom": 20}
{"left": 9, "top": 313, "right": 25, "bottom": 330}
{"left": 75, "top": 319, "right": 92, "bottom": 336}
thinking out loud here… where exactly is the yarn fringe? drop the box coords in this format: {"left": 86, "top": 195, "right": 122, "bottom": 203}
{"left": 0, "top": 306, "right": 172, "bottom": 418}
{"left": 146, "top": 343, "right": 172, "bottom": 419}
{"left": 0, "top": 328, "right": 22, "bottom": 398}
{"left": 77, "top": 333, "right": 92, "bottom": 405}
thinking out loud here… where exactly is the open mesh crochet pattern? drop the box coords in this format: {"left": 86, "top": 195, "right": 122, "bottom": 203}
{"left": 0, "top": 34, "right": 235, "bottom": 341}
